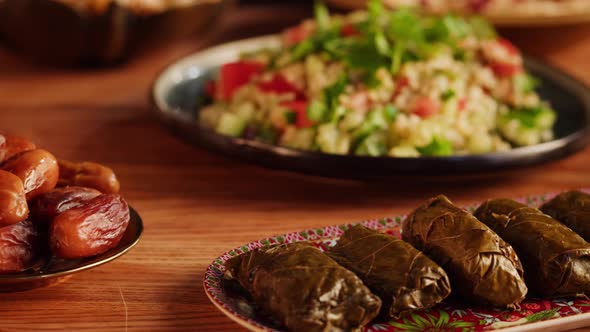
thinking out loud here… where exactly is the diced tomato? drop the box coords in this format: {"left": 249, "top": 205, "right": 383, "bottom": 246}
{"left": 205, "top": 80, "right": 217, "bottom": 98}
{"left": 484, "top": 38, "right": 522, "bottom": 77}
{"left": 496, "top": 38, "right": 519, "bottom": 56}
{"left": 392, "top": 76, "right": 410, "bottom": 100}
{"left": 219, "top": 61, "right": 265, "bottom": 100}
{"left": 458, "top": 98, "right": 467, "bottom": 112}
{"left": 283, "top": 23, "right": 314, "bottom": 46}
{"left": 413, "top": 97, "right": 441, "bottom": 118}
{"left": 258, "top": 75, "right": 305, "bottom": 100}
{"left": 341, "top": 23, "right": 360, "bottom": 37}
{"left": 283, "top": 100, "right": 313, "bottom": 128}
{"left": 490, "top": 61, "right": 522, "bottom": 78}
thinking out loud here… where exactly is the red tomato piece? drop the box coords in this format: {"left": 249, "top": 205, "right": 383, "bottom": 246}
{"left": 490, "top": 61, "right": 522, "bottom": 78}
{"left": 219, "top": 61, "right": 265, "bottom": 100}
{"left": 258, "top": 75, "right": 305, "bottom": 100}
{"left": 283, "top": 23, "right": 314, "bottom": 46}
{"left": 341, "top": 23, "right": 360, "bottom": 37}
{"left": 458, "top": 98, "right": 467, "bottom": 112}
{"left": 496, "top": 38, "right": 520, "bottom": 56}
{"left": 392, "top": 76, "right": 410, "bottom": 100}
{"left": 283, "top": 101, "right": 313, "bottom": 128}
{"left": 413, "top": 97, "right": 441, "bottom": 118}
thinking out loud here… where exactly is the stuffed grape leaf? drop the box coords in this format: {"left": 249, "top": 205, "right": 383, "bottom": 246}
{"left": 224, "top": 242, "right": 381, "bottom": 332}
{"left": 541, "top": 190, "right": 590, "bottom": 242}
{"left": 328, "top": 225, "right": 451, "bottom": 318}
{"left": 475, "top": 198, "right": 590, "bottom": 297}
{"left": 403, "top": 195, "right": 527, "bottom": 307}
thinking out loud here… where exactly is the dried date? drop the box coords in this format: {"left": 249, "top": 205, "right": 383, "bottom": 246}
{"left": 31, "top": 186, "right": 101, "bottom": 226}
{"left": 0, "top": 170, "right": 29, "bottom": 227}
{"left": 0, "top": 134, "right": 37, "bottom": 163}
{"left": 2, "top": 149, "right": 59, "bottom": 200}
{"left": 50, "top": 194, "right": 130, "bottom": 259}
{"left": 58, "top": 160, "right": 120, "bottom": 194}
{"left": 0, "top": 220, "right": 41, "bottom": 273}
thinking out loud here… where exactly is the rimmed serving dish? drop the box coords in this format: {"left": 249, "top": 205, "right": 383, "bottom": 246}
{"left": 152, "top": 35, "right": 590, "bottom": 178}
{"left": 204, "top": 190, "right": 590, "bottom": 332}
{"left": 0, "top": 207, "right": 143, "bottom": 292}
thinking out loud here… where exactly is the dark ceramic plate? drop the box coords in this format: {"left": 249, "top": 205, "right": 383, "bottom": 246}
{"left": 152, "top": 35, "right": 590, "bottom": 177}
{"left": 0, "top": 207, "right": 143, "bottom": 292}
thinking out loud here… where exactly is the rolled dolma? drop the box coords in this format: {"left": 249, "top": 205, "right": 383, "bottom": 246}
{"left": 475, "top": 198, "right": 590, "bottom": 298}
{"left": 328, "top": 225, "right": 451, "bottom": 318}
{"left": 541, "top": 191, "right": 590, "bottom": 242}
{"left": 224, "top": 242, "right": 382, "bottom": 332}
{"left": 403, "top": 195, "right": 527, "bottom": 307}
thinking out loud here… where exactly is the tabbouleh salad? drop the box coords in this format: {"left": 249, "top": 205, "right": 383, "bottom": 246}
{"left": 199, "top": 1, "right": 556, "bottom": 157}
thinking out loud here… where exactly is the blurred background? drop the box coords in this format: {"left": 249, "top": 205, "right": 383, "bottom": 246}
{"left": 0, "top": 0, "right": 303, "bottom": 66}
{"left": 0, "top": 0, "right": 589, "bottom": 114}
{"left": 0, "top": 0, "right": 589, "bottom": 68}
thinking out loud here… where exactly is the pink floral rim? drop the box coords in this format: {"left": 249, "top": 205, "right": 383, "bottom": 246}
{"left": 204, "top": 190, "right": 590, "bottom": 331}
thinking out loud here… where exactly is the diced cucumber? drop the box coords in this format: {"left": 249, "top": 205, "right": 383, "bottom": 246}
{"left": 339, "top": 110, "right": 365, "bottom": 131}
{"left": 408, "top": 120, "right": 436, "bottom": 148}
{"left": 317, "top": 123, "right": 350, "bottom": 154}
{"left": 417, "top": 136, "right": 453, "bottom": 156}
{"left": 513, "top": 73, "right": 540, "bottom": 95}
{"left": 352, "top": 122, "right": 374, "bottom": 146}
{"left": 355, "top": 132, "right": 388, "bottom": 157}
{"left": 497, "top": 118, "right": 541, "bottom": 146}
{"left": 367, "top": 108, "right": 389, "bottom": 130}
{"left": 383, "top": 105, "right": 398, "bottom": 121}
{"left": 330, "top": 105, "right": 348, "bottom": 123}
{"left": 351, "top": 106, "right": 397, "bottom": 146}
{"left": 307, "top": 100, "right": 327, "bottom": 122}
{"left": 216, "top": 112, "right": 248, "bottom": 137}
{"left": 497, "top": 105, "right": 556, "bottom": 146}
{"left": 499, "top": 105, "right": 556, "bottom": 129}
{"left": 536, "top": 110, "right": 556, "bottom": 130}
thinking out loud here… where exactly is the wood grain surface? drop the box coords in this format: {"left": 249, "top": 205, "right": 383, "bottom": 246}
{"left": 0, "top": 2, "right": 589, "bottom": 331}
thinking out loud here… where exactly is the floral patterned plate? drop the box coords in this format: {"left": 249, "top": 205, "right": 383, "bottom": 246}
{"left": 204, "top": 191, "right": 590, "bottom": 331}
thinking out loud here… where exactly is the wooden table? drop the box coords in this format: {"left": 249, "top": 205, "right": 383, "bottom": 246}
{"left": 1, "top": 2, "right": 590, "bottom": 331}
